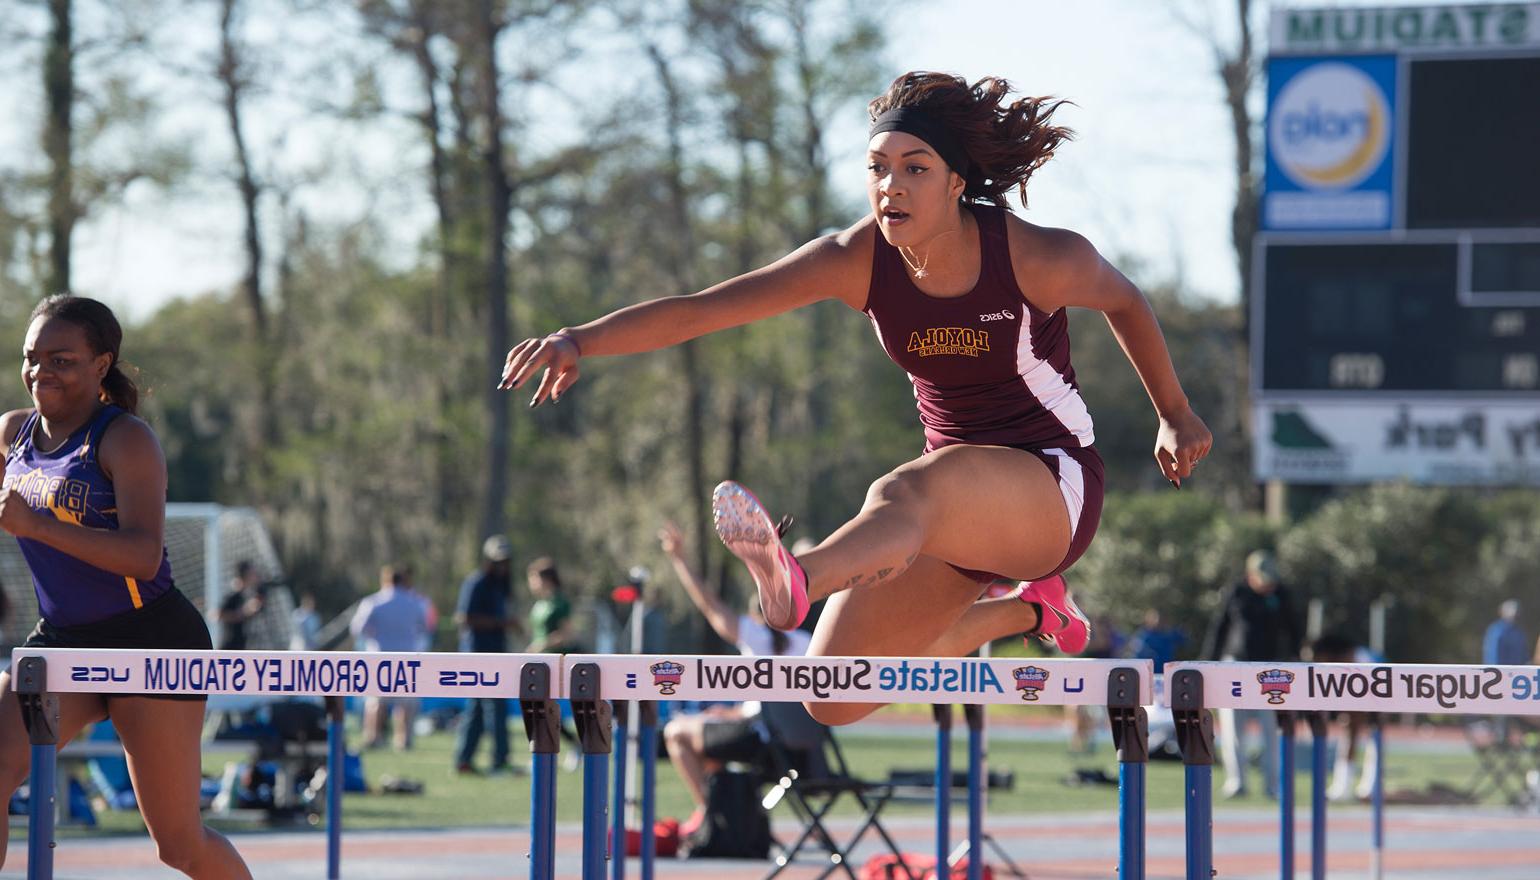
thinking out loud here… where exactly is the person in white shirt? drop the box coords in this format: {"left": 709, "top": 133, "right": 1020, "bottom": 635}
{"left": 658, "top": 521, "right": 813, "bottom": 839}
{"left": 351, "top": 565, "right": 430, "bottom": 750}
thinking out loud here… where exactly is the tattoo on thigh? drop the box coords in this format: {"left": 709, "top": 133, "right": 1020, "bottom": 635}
{"left": 838, "top": 563, "right": 906, "bottom": 592}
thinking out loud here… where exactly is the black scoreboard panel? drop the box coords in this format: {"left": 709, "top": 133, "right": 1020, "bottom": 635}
{"left": 1406, "top": 56, "right": 1540, "bottom": 230}
{"left": 1260, "top": 241, "right": 1540, "bottom": 392}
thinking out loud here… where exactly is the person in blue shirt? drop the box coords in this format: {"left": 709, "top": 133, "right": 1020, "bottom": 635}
{"left": 452, "top": 536, "right": 522, "bottom": 774}
{"left": 1483, "top": 600, "right": 1529, "bottom": 667}
{"left": 1125, "top": 608, "right": 1184, "bottom": 673}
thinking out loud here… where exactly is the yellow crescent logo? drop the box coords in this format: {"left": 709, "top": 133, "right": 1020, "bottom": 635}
{"left": 1292, "top": 87, "right": 1387, "bottom": 188}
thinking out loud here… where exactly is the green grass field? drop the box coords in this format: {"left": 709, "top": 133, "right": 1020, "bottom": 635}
{"left": 66, "top": 717, "right": 1492, "bottom": 837}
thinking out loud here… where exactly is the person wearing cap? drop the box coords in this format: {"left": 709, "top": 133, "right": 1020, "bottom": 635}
{"left": 499, "top": 71, "right": 1211, "bottom": 727}
{"left": 1203, "top": 549, "right": 1303, "bottom": 799}
{"left": 452, "top": 535, "right": 523, "bottom": 775}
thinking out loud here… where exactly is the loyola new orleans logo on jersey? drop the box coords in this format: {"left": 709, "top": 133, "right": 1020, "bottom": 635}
{"left": 650, "top": 661, "right": 685, "bottom": 695}
{"left": 1257, "top": 668, "right": 1296, "bottom": 704}
{"left": 908, "top": 327, "right": 991, "bottom": 358}
{"left": 1012, "top": 666, "right": 1050, "bottom": 702}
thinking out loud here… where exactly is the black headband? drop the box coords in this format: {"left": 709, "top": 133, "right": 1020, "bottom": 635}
{"left": 869, "top": 107, "right": 969, "bottom": 179}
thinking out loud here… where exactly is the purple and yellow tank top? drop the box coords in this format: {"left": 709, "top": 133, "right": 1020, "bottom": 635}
{"left": 3, "top": 404, "right": 175, "bottom": 627}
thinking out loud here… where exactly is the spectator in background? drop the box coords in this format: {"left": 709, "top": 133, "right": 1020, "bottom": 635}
{"left": 219, "top": 560, "right": 265, "bottom": 650}
{"left": 352, "top": 565, "right": 430, "bottom": 750}
{"left": 1203, "top": 549, "right": 1303, "bottom": 799}
{"left": 657, "top": 521, "right": 813, "bottom": 840}
{"left": 396, "top": 565, "right": 439, "bottom": 651}
{"left": 1484, "top": 600, "right": 1529, "bottom": 667}
{"left": 453, "top": 536, "right": 522, "bottom": 775}
{"left": 1126, "top": 608, "right": 1184, "bottom": 674}
{"left": 1307, "top": 633, "right": 1382, "bottom": 801}
{"left": 289, "top": 593, "right": 321, "bottom": 651}
{"left": 1065, "top": 596, "right": 1121, "bottom": 753}
{"left": 526, "top": 558, "right": 582, "bottom": 654}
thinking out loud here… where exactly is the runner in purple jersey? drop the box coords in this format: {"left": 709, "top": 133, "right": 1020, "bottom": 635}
{"left": 0, "top": 296, "right": 251, "bottom": 879}
{"left": 502, "top": 72, "right": 1211, "bottom": 725}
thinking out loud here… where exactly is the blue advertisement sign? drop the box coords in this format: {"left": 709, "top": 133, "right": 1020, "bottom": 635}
{"left": 1263, "top": 55, "right": 1398, "bottom": 230}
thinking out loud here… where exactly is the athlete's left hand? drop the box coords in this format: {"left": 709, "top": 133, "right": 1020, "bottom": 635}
{"left": 1154, "top": 406, "right": 1212, "bottom": 488}
{"left": 0, "top": 487, "right": 41, "bottom": 539}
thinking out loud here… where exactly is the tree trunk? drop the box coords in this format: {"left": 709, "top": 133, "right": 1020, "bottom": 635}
{"left": 647, "top": 44, "right": 714, "bottom": 623}
{"left": 1221, "top": 0, "right": 1260, "bottom": 504}
{"left": 219, "top": 0, "right": 265, "bottom": 339}
{"left": 787, "top": 0, "right": 835, "bottom": 532}
{"left": 405, "top": 0, "right": 459, "bottom": 523}
{"left": 1225, "top": 0, "right": 1258, "bottom": 336}
{"left": 43, "top": 0, "right": 74, "bottom": 295}
{"left": 474, "top": 0, "right": 513, "bottom": 540}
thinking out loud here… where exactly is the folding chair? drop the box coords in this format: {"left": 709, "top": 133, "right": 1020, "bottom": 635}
{"left": 755, "top": 701, "right": 917, "bottom": 880}
{"left": 1463, "top": 716, "right": 1535, "bottom": 808}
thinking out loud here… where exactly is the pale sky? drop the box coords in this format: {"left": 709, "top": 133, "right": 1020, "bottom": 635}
{"left": 42, "top": 1, "right": 1262, "bottom": 322}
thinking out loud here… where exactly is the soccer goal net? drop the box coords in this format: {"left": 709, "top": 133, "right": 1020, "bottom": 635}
{"left": 0, "top": 503, "right": 294, "bottom": 651}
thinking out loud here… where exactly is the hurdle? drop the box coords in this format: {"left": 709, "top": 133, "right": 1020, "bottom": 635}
{"left": 1163, "top": 660, "right": 1540, "bottom": 880}
{"left": 563, "top": 654, "right": 1153, "bottom": 880}
{"left": 9, "top": 647, "right": 557, "bottom": 880}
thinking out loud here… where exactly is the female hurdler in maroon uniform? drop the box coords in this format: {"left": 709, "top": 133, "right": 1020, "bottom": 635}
{"left": 502, "top": 72, "right": 1211, "bottom": 724}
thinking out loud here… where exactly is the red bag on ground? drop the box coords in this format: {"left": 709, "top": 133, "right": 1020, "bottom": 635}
{"left": 860, "top": 853, "right": 993, "bottom": 880}
{"left": 614, "top": 817, "right": 680, "bottom": 858}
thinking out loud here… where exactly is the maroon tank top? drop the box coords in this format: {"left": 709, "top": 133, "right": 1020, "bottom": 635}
{"left": 862, "top": 205, "right": 1095, "bottom": 453}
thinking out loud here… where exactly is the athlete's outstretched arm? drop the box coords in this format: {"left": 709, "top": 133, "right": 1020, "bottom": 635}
{"left": 1015, "top": 225, "right": 1212, "bottom": 486}
{"left": 500, "top": 222, "right": 871, "bottom": 406}
{"left": 0, "top": 415, "right": 168, "bottom": 580}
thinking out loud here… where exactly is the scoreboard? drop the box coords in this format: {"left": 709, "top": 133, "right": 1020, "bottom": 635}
{"left": 1255, "top": 4, "right": 1540, "bottom": 485}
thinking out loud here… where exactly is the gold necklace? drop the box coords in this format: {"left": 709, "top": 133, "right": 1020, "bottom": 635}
{"left": 898, "top": 227, "right": 960, "bottom": 280}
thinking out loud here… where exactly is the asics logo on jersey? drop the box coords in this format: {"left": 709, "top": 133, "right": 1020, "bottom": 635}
{"left": 979, "top": 310, "right": 1014, "bottom": 322}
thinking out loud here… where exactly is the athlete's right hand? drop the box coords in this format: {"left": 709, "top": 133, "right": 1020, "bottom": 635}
{"left": 498, "top": 333, "right": 581, "bottom": 406}
{"left": 658, "top": 520, "right": 686, "bottom": 560}
{"left": 0, "top": 487, "right": 40, "bottom": 539}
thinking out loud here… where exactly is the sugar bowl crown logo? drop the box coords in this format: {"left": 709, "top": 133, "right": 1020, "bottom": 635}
{"left": 651, "top": 661, "right": 685, "bottom": 695}
{"left": 1012, "top": 665, "right": 1050, "bottom": 702}
{"left": 1257, "top": 668, "right": 1295, "bottom": 705}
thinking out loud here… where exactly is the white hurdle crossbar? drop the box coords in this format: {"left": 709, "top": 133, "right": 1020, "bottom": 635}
{"left": 11, "top": 649, "right": 1154, "bottom": 880}
{"left": 9, "top": 648, "right": 560, "bottom": 880}
{"left": 566, "top": 655, "right": 1154, "bottom": 880}
{"left": 1161, "top": 660, "right": 1540, "bottom": 880}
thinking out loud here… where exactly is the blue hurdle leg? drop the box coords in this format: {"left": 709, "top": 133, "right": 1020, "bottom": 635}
{"left": 530, "top": 753, "right": 558, "bottom": 880}
{"left": 966, "top": 710, "right": 983, "bottom": 880}
{"left": 1169, "top": 670, "right": 1213, "bottom": 880}
{"left": 611, "top": 709, "right": 630, "bottom": 880}
{"left": 933, "top": 705, "right": 951, "bottom": 873}
{"left": 1371, "top": 719, "right": 1385, "bottom": 880}
{"left": 1184, "top": 764, "right": 1213, "bottom": 880}
{"left": 16, "top": 658, "right": 59, "bottom": 880}
{"left": 1309, "top": 714, "right": 1328, "bottom": 880}
{"left": 583, "top": 752, "right": 611, "bottom": 880}
{"left": 326, "top": 698, "right": 345, "bottom": 880}
{"left": 28, "top": 741, "right": 56, "bottom": 880}
{"left": 638, "top": 704, "right": 658, "bottom": 880}
{"left": 1119, "top": 761, "right": 1146, "bottom": 880}
{"left": 1105, "top": 667, "right": 1147, "bottom": 880}
{"left": 1278, "top": 714, "right": 1295, "bottom": 880}
{"left": 521, "top": 665, "right": 561, "bottom": 880}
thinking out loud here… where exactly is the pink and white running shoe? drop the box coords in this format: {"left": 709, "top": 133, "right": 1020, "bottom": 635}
{"left": 711, "top": 481, "right": 810, "bottom": 631}
{"left": 1018, "top": 575, "right": 1091, "bottom": 655}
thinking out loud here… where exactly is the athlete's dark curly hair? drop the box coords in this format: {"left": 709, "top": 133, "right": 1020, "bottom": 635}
{"left": 869, "top": 71, "right": 1073, "bottom": 210}
{"left": 31, "top": 294, "right": 140, "bottom": 414}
